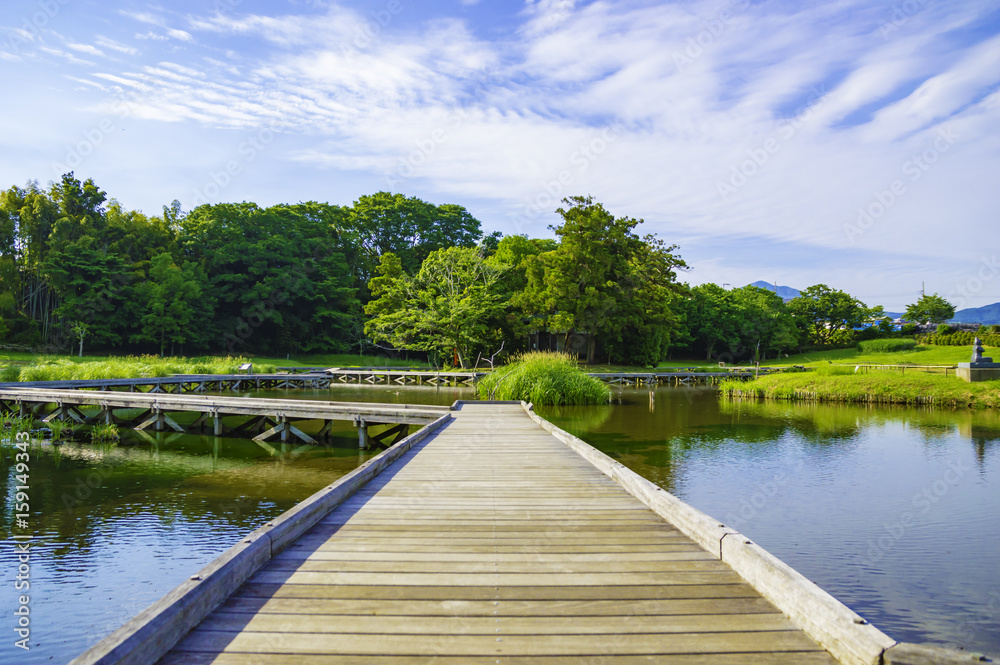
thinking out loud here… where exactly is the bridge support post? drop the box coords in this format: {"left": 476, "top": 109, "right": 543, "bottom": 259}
{"left": 355, "top": 417, "right": 368, "bottom": 448}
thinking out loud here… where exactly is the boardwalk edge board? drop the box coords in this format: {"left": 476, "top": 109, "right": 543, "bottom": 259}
{"left": 68, "top": 413, "right": 452, "bottom": 665}
{"left": 520, "top": 402, "right": 900, "bottom": 665}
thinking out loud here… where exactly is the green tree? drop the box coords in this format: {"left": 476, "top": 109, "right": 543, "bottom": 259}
{"left": 905, "top": 293, "right": 956, "bottom": 324}
{"left": 131, "top": 253, "right": 204, "bottom": 356}
{"left": 728, "top": 286, "right": 799, "bottom": 362}
{"left": 686, "top": 284, "right": 740, "bottom": 360}
{"left": 364, "top": 247, "right": 507, "bottom": 368}
{"left": 179, "top": 202, "right": 359, "bottom": 354}
{"left": 43, "top": 236, "right": 132, "bottom": 348}
{"left": 520, "top": 196, "right": 687, "bottom": 365}
{"left": 787, "top": 284, "right": 879, "bottom": 346}
{"left": 344, "top": 192, "right": 482, "bottom": 280}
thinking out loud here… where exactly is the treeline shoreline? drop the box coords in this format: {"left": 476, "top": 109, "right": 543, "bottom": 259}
{"left": 1, "top": 175, "right": 977, "bottom": 368}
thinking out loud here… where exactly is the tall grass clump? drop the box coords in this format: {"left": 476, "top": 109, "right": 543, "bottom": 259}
{"left": 476, "top": 351, "right": 610, "bottom": 406}
{"left": 857, "top": 339, "right": 918, "bottom": 354}
{"left": 0, "top": 365, "right": 20, "bottom": 382}
{"left": 90, "top": 423, "right": 120, "bottom": 444}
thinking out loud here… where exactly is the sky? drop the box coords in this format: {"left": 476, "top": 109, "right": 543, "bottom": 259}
{"left": 1, "top": 0, "right": 999, "bottom": 312}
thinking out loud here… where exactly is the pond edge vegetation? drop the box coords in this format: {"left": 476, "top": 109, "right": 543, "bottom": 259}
{"left": 476, "top": 352, "right": 611, "bottom": 406}
{"left": 722, "top": 372, "right": 1000, "bottom": 409}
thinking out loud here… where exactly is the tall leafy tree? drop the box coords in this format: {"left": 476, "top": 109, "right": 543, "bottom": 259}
{"left": 787, "top": 284, "right": 881, "bottom": 345}
{"left": 520, "top": 196, "right": 687, "bottom": 365}
{"left": 131, "top": 253, "right": 205, "bottom": 356}
{"left": 364, "top": 247, "right": 507, "bottom": 368}
{"left": 179, "top": 202, "right": 359, "bottom": 354}
{"left": 905, "top": 293, "right": 956, "bottom": 324}
{"left": 344, "top": 192, "right": 482, "bottom": 280}
{"left": 729, "top": 286, "right": 799, "bottom": 362}
{"left": 43, "top": 236, "right": 132, "bottom": 347}
{"left": 685, "top": 284, "right": 740, "bottom": 360}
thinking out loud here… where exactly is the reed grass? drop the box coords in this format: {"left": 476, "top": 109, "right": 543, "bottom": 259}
{"left": 476, "top": 351, "right": 611, "bottom": 406}
{"left": 12, "top": 356, "right": 273, "bottom": 383}
{"left": 90, "top": 423, "right": 120, "bottom": 444}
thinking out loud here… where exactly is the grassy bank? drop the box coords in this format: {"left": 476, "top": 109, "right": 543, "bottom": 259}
{"left": 722, "top": 371, "right": 1000, "bottom": 409}
{"left": 0, "top": 352, "right": 428, "bottom": 383}
{"left": 0, "top": 356, "right": 277, "bottom": 383}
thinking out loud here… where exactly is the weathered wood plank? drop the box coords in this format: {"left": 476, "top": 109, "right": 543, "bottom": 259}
{"left": 215, "top": 595, "right": 781, "bottom": 616}
{"left": 169, "top": 630, "right": 827, "bottom": 656}
{"left": 236, "top": 583, "right": 762, "bottom": 601}
{"left": 160, "top": 653, "right": 838, "bottom": 665}
{"left": 194, "top": 611, "right": 798, "bottom": 635}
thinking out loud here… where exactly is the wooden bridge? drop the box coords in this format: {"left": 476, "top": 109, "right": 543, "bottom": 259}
{"left": 0, "top": 387, "right": 446, "bottom": 446}
{"left": 69, "top": 401, "right": 970, "bottom": 665}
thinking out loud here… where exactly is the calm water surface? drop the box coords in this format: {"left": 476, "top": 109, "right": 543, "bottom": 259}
{"left": 2, "top": 383, "right": 998, "bottom": 662}
{"left": 537, "top": 386, "right": 1000, "bottom": 658}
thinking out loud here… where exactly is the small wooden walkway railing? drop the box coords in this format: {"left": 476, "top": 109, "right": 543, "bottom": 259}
{"left": 69, "top": 401, "right": 980, "bottom": 665}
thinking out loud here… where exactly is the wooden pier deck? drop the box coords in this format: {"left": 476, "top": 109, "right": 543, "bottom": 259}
{"left": 158, "top": 402, "right": 838, "bottom": 664}
{"left": 73, "top": 402, "right": 921, "bottom": 665}
{"left": 0, "top": 387, "right": 447, "bottom": 446}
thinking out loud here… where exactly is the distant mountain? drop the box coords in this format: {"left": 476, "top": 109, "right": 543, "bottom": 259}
{"left": 748, "top": 281, "right": 800, "bottom": 300}
{"left": 951, "top": 302, "right": 1000, "bottom": 324}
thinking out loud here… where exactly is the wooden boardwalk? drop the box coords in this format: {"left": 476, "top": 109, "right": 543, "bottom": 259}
{"left": 0, "top": 388, "right": 446, "bottom": 446}
{"left": 154, "top": 403, "right": 838, "bottom": 664}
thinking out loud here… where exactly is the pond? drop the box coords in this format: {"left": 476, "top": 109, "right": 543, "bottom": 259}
{"left": 537, "top": 386, "right": 1000, "bottom": 658}
{"left": 1, "top": 383, "right": 997, "bottom": 662}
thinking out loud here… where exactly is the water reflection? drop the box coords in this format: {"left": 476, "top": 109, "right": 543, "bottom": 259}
{"left": 538, "top": 386, "right": 1000, "bottom": 658}
{"left": 3, "top": 383, "right": 998, "bottom": 662}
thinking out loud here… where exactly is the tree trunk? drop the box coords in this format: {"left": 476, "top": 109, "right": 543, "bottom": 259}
{"left": 78, "top": 337, "right": 83, "bottom": 357}
{"left": 586, "top": 334, "right": 596, "bottom": 365}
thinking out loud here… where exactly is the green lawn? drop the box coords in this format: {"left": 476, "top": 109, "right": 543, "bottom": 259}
{"left": 767, "top": 344, "right": 983, "bottom": 368}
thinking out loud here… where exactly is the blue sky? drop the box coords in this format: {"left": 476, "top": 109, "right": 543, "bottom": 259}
{"left": 2, "top": 0, "right": 999, "bottom": 311}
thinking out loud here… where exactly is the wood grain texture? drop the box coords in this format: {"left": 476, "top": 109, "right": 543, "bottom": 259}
{"left": 160, "top": 402, "right": 838, "bottom": 664}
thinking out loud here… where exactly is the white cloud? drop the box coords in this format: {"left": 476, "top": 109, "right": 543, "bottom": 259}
{"left": 167, "top": 28, "right": 194, "bottom": 42}
{"left": 96, "top": 36, "right": 140, "bottom": 56}
{"left": 66, "top": 43, "right": 105, "bottom": 57}
{"left": 10, "top": 0, "right": 1000, "bottom": 308}
{"left": 135, "top": 31, "right": 169, "bottom": 41}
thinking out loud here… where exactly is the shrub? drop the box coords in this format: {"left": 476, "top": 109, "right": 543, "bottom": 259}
{"left": 936, "top": 324, "right": 954, "bottom": 335}
{"left": 476, "top": 351, "right": 610, "bottom": 406}
{"left": 856, "top": 339, "right": 917, "bottom": 353}
{"left": 900, "top": 323, "right": 918, "bottom": 336}
{"left": 0, "top": 365, "right": 20, "bottom": 382}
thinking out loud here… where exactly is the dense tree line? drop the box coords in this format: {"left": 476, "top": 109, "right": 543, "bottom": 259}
{"left": 1, "top": 176, "right": 918, "bottom": 365}
{"left": 0, "top": 174, "right": 483, "bottom": 355}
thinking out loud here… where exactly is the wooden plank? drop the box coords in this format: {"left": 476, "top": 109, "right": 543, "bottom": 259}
{"left": 215, "top": 595, "right": 781, "bottom": 616}
{"left": 160, "top": 653, "right": 837, "bottom": 665}
{"left": 236, "top": 583, "right": 762, "bottom": 601}
{"left": 193, "top": 611, "right": 798, "bottom": 635}
{"left": 169, "top": 630, "right": 827, "bottom": 657}
{"left": 247, "top": 570, "right": 745, "bottom": 586}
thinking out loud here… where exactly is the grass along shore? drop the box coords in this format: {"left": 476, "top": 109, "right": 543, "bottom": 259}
{"left": 0, "top": 353, "right": 426, "bottom": 383}
{"left": 722, "top": 371, "right": 1000, "bottom": 409}
{"left": 720, "top": 343, "right": 1000, "bottom": 409}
